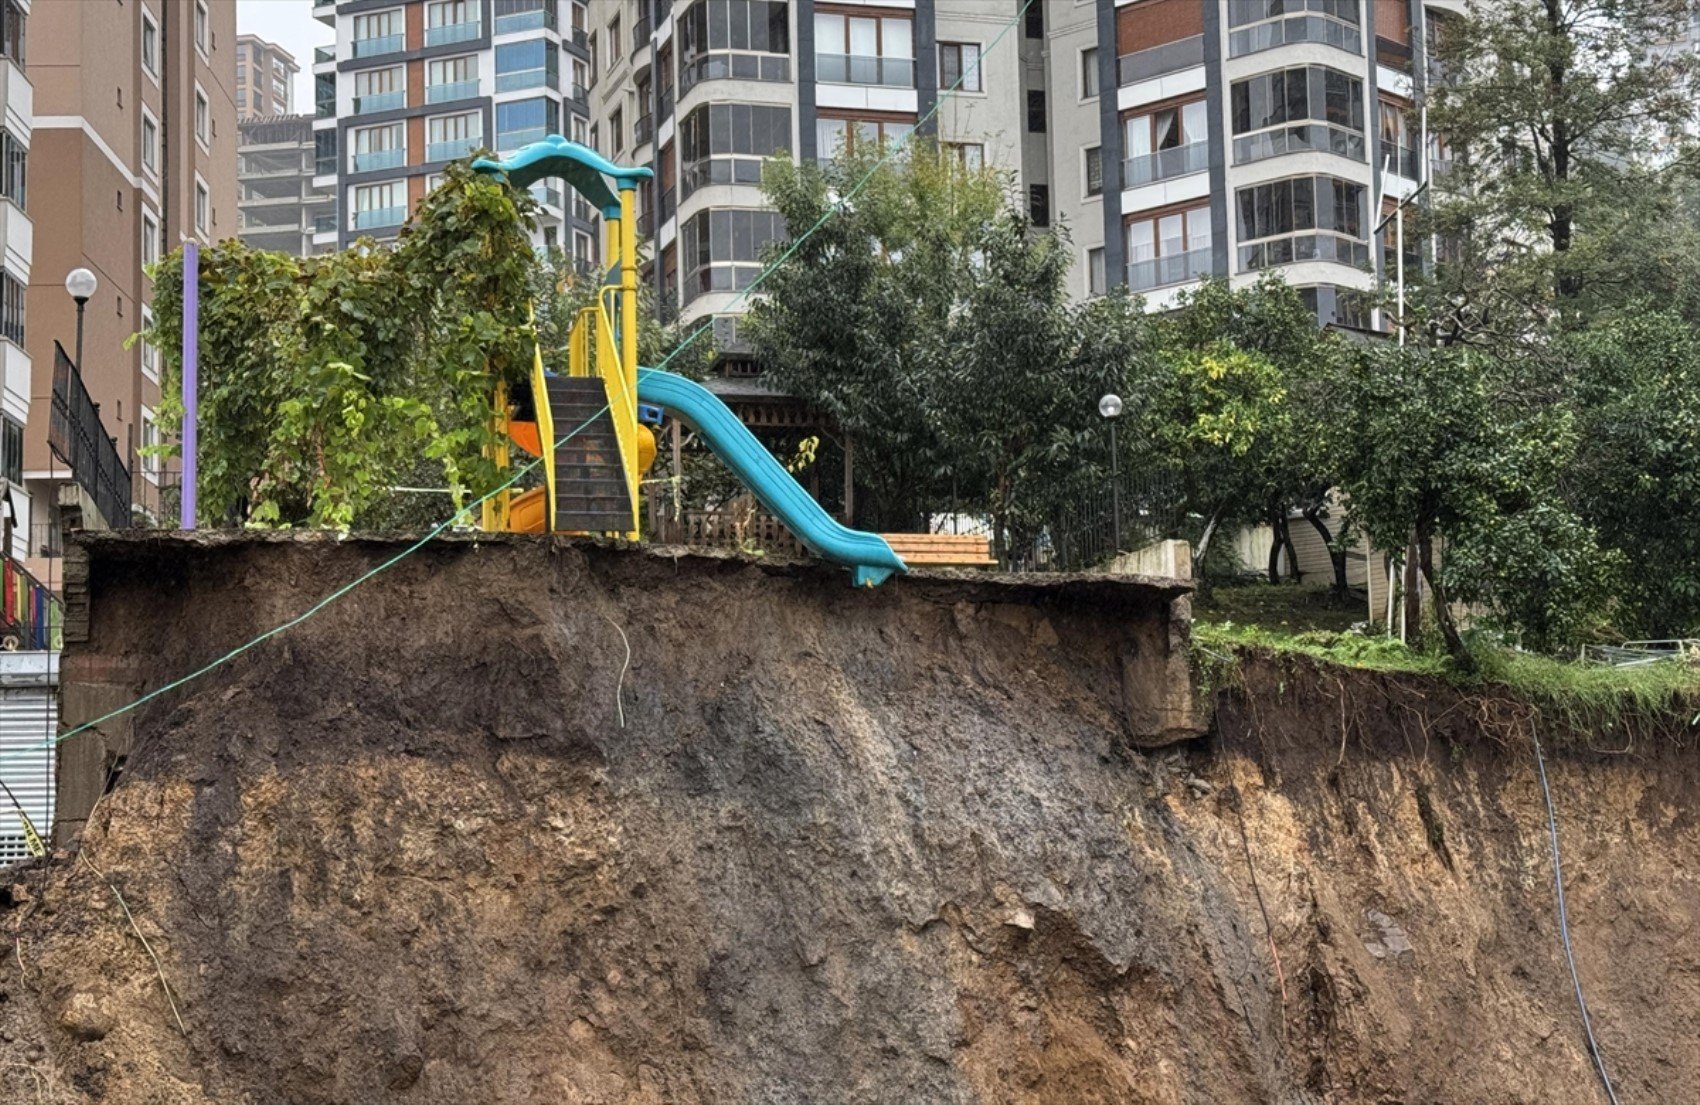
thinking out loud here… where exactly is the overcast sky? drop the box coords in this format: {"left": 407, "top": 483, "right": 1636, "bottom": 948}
{"left": 237, "top": 0, "right": 333, "bottom": 113}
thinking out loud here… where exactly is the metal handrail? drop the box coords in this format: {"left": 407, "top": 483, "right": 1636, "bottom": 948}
{"left": 595, "top": 285, "right": 642, "bottom": 535}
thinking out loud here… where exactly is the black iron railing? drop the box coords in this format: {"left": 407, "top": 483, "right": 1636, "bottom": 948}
{"left": 49, "top": 342, "right": 132, "bottom": 530}
{"left": 1005, "top": 469, "right": 1185, "bottom": 573}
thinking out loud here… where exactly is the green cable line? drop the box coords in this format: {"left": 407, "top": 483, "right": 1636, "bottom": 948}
{"left": 0, "top": 0, "right": 1037, "bottom": 776}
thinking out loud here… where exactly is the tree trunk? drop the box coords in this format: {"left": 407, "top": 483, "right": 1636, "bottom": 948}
{"left": 1417, "top": 520, "right": 1471, "bottom": 669}
{"left": 1303, "top": 506, "right": 1349, "bottom": 595}
{"left": 1403, "top": 538, "right": 1422, "bottom": 644}
{"left": 1280, "top": 513, "right": 1302, "bottom": 584}
{"left": 1193, "top": 507, "right": 1223, "bottom": 586}
{"left": 1267, "top": 502, "right": 1284, "bottom": 586}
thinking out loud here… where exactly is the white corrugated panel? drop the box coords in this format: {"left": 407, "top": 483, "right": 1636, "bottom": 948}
{"left": 0, "top": 651, "right": 56, "bottom": 866}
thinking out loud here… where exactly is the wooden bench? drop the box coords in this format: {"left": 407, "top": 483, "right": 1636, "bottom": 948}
{"left": 880, "top": 533, "right": 998, "bottom": 568}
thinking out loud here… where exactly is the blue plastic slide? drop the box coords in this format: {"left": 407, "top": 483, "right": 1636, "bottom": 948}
{"left": 636, "top": 368, "right": 907, "bottom": 587}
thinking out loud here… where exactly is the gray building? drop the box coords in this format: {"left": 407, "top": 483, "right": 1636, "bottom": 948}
{"left": 311, "top": 0, "right": 599, "bottom": 254}
{"left": 590, "top": 0, "right": 1465, "bottom": 332}
{"left": 238, "top": 115, "right": 336, "bottom": 257}
{"left": 237, "top": 34, "right": 300, "bottom": 118}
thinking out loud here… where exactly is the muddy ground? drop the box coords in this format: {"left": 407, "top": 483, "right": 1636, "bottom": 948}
{"left": 0, "top": 536, "right": 1695, "bottom": 1103}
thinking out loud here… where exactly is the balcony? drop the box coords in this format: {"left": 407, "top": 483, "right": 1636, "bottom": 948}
{"left": 572, "top": 195, "right": 599, "bottom": 223}
{"left": 353, "top": 91, "right": 406, "bottom": 115}
{"left": 1127, "top": 248, "right": 1212, "bottom": 293}
{"left": 314, "top": 45, "right": 335, "bottom": 65}
{"left": 1384, "top": 143, "right": 1421, "bottom": 180}
{"left": 426, "top": 20, "right": 482, "bottom": 47}
{"left": 657, "top": 84, "right": 673, "bottom": 120}
{"left": 2, "top": 335, "right": 28, "bottom": 424}
{"left": 1229, "top": 15, "right": 1361, "bottom": 59}
{"left": 680, "top": 52, "right": 790, "bottom": 93}
{"left": 498, "top": 127, "right": 549, "bottom": 151}
{"left": 352, "top": 34, "right": 405, "bottom": 59}
{"left": 354, "top": 206, "right": 407, "bottom": 230}
{"left": 1238, "top": 232, "right": 1370, "bottom": 272}
{"left": 571, "top": 81, "right": 590, "bottom": 104}
{"left": 815, "top": 53, "right": 914, "bottom": 88}
{"left": 496, "top": 65, "right": 556, "bottom": 93}
{"left": 530, "top": 183, "right": 564, "bottom": 209}
{"left": 352, "top": 148, "right": 406, "bottom": 172}
{"left": 427, "top": 79, "right": 480, "bottom": 103}
{"left": 314, "top": 213, "right": 339, "bottom": 234}
{"left": 1118, "top": 36, "right": 1204, "bottom": 87}
{"left": 659, "top": 186, "right": 675, "bottom": 222}
{"left": 1233, "top": 124, "right": 1365, "bottom": 167}
{"left": 0, "top": 57, "right": 32, "bottom": 134}
{"left": 1124, "top": 141, "right": 1209, "bottom": 188}
{"left": 633, "top": 16, "right": 652, "bottom": 53}
{"left": 634, "top": 113, "right": 654, "bottom": 146}
{"left": 427, "top": 136, "right": 482, "bottom": 161}
{"left": 495, "top": 5, "right": 557, "bottom": 35}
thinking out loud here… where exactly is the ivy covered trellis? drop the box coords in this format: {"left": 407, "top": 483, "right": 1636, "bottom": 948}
{"left": 144, "top": 163, "right": 539, "bottom": 529}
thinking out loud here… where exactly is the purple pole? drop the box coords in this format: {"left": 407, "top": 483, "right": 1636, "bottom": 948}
{"left": 180, "top": 241, "right": 198, "bottom": 529}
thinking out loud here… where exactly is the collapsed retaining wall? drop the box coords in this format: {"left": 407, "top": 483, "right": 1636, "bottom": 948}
{"left": 0, "top": 535, "right": 1694, "bottom": 1104}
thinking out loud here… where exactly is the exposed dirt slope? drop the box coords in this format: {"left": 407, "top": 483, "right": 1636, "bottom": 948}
{"left": 0, "top": 537, "right": 1695, "bottom": 1104}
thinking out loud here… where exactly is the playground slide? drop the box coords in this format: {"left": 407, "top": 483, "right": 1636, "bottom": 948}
{"left": 636, "top": 369, "right": 907, "bottom": 587}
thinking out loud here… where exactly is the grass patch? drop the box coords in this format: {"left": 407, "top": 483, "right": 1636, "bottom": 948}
{"left": 1194, "top": 581, "right": 1365, "bottom": 636}
{"left": 1193, "top": 619, "right": 1700, "bottom": 740}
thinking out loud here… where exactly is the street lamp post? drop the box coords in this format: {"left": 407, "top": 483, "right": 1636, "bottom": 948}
{"left": 64, "top": 267, "right": 98, "bottom": 370}
{"left": 1099, "top": 393, "right": 1124, "bottom": 554}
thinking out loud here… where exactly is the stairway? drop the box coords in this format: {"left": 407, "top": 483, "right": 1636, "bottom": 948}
{"left": 546, "top": 375, "right": 634, "bottom": 533}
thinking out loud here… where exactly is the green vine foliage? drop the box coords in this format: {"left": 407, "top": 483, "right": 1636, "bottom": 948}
{"left": 146, "top": 163, "right": 538, "bottom": 529}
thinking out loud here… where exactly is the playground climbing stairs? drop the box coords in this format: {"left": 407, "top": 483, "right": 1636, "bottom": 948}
{"left": 547, "top": 375, "right": 634, "bottom": 533}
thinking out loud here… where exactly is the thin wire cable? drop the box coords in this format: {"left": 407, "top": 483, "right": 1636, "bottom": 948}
{"left": 0, "top": 0, "right": 1037, "bottom": 774}
{"left": 1531, "top": 720, "right": 1623, "bottom": 1105}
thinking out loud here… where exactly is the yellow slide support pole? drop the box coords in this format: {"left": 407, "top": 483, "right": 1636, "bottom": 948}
{"left": 481, "top": 378, "right": 513, "bottom": 531}
{"left": 530, "top": 335, "right": 556, "bottom": 532}
{"left": 618, "top": 186, "right": 641, "bottom": 539}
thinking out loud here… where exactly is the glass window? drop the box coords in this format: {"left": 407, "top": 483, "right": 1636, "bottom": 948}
{"left": 0, "top": 270, "right": 22, "bottom": 346}
{"left": 1088, "top": 247, "right": 1106, "bottom": 295}
{"left": 0, "top": 0, "right": 24, "bottom": 64}
{"left": 195, "top": 180, "right": 210, "bottom": 234}
{"left": 1085, "top": 147, "right": 1103, "bottom": 196}
{"left": 0, "top": 129, "right": 25, "bottom": 211}
{"left": 945, "top": 141, "right": 984, "bottom": 170}
{"left": 142, "top": 12, "right": 159, "bottom": 77}
{"left": 142, "top": 212, "right": 160, "bottom": 268}
{"left": 1082, "top": 47, "right": 1099, "bottom": 99}
{"left": 678, "top": 208, "right": 788, "bottom": 303}
{"left": 939, "top": 42, "right": 981, "bottom": 92}
{"left": 1229, "top": 65, "right": 1365, "bottom": 164}
{"left": 195, "top": 88, "right": 210, "bottom": 144}
{"left": 195, "top": 0, "right": 209, "bottom": 53}
{"left": 141, "top": 114, "right": 159, "bottom": 175}
{"left": 815, "top": 10, "right": 914, "bottom": 86}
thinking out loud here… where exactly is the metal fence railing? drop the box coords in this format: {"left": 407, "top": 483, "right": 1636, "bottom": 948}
{"left": 49, "top": 342, "right": 132, "bottom": 531}
{"left": 1005, "top": 469, "right": 1186, "bottom": 573}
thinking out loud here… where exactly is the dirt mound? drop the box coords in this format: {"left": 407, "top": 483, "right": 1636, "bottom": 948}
{"left": 0, "top": 536, "right": 1695, "bottom": 1103}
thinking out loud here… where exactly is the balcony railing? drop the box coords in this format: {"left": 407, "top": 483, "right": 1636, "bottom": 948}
{"left": 426, "top": 20, "right": 482, "bottom": 46}
{"left": 49, "top": 343, "right": 132, "bottom": 531}
{"left": 427, "top": 136, "right": 482, "bottom": 161}
{"left": 633, "top": 16, "right": 652, "bottom": 52}
{"left": 1128, "top": 248, "right": 1213, "bottom": 292}
{"left": 572, "top": 195, "right": 598, "bottom": 223}
{"left": 1238, "top": 232, "right": 1370, "bottom": 272}
{"left": 354, "top": 206, "right": 406, "bottom": 230}
{"left": 1123, "top": 140, "right": 1209, "bottom": 188}
{"left": 496, "top": 6, "right": 557, "bottom": 35}
{"left": 353, "top": 91, "right": 406, "bottom": 115}
{"left": 427, "top": 79, "right": 480, "bottom": 103}
{"left": 571, "top": 81, "right": 590, "bottom": 103}
{"left": 352, "top": 34, "right": 405, "bottom": 59}
{"left": 1384, "top": 143, "right": 1422, "bottom": 180}
{"left": 314, "top": 45, "right": 335, "bottom": 64}
{"left": 815, "top": 53, "right": 913, "bottom": 87}
{"left": 315, "top": 155, "right": 336, "bottom": 176}
{"left": 314, "top": 213, "right": 339, "bottom": 233}
{"left": 1118, "top": 36, "right": 1204, "bottom": 87}
{"left": 659, "top": 186, "right": 675, "bottom": 222}
{"left": 352, "top": 148, "right": 405, "bottom": 172}
{"left": 496, "top": 66, "right": 556, "bottom": 92}
{"left": 1232, "top": 124, "right": 1366, "bottom": 167}
{"left": 530, "top": 183, "right": 564, "bottom": 209}
{"left": 499, "top": 127, "right": 549, "bottom": 151}
{"left": 1229, "top": 14, "right": 1362, "bottom": 59}
{"left": 679, "top": 51, "right": 790, "bottom": 93}
{"left": 634, "top": 113, "right": 654, "bottom": 146}
{"left": 657, "top": 84, "right": 674, "bottom": 120}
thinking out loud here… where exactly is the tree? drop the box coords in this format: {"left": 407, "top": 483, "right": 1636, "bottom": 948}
{"left": 1560, "top": 311, "right": 1700, "bottom": 637}
{"left": 1318, "top": 342, "right": 1619, "bottom": 662}
{"left": 940, "top": 214, "right": 1160, "bottom": 557}
{"left": 147, "top": 163, "right": 537, "bottom": 528}
{"left": 1152, "top": 278, "right": 1348, "bottom": 588}
{"left": 746, "top": 146, "right": 1007, "bottom": 529}
{"left": 1426, "top": 0, "right": 1700, "bottom": 335}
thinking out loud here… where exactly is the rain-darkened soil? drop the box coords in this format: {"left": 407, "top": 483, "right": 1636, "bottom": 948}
{"left": 0, "top": 535, "right": 1695, "bottom": 1104}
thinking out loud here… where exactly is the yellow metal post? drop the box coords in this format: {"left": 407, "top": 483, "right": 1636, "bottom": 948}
{"left": 481, "top": 378, "right": 513, "bottom": 531}
{"left": 619, "top": 187, "right": 639, "bottom": 400}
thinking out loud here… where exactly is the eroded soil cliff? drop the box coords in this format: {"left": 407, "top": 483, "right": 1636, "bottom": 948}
{"left": 0, "top": 536, "right": 1694, "bottom": 1104}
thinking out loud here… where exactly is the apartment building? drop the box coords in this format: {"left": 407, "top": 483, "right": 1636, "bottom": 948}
{"left": 25, "top": 0, "right": 237, "bottom": 558}
{"left": 592, "top": 0, "right": 1462, "bottom": 332}
{"left": 238, "top": 115, "right": 336, "bottom": 258}
{"left": 237, "top": 34, "right": 300, "bottom": 117}
{"left": 0, "top": 0, "right": 29, "bottom": 562}
{"left": 312, "top": 0, "right": 599, "bottom": 254}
